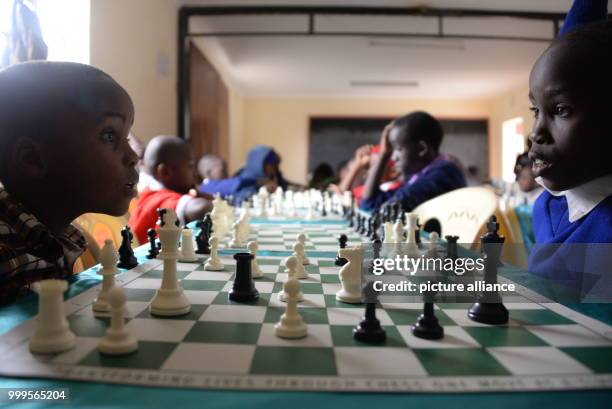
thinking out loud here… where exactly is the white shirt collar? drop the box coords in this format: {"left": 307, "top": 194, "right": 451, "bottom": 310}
{"left": 536, "top": 174, "right": 612, "bottom": 223}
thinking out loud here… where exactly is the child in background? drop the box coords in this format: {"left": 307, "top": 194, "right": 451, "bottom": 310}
{"left": 360, "top": 111, "right": 466, "bottom": 211}
{"left": 199, "top": 145, "right": 289, "bottom": 204}
{"left": 513, "top": 152, "right": 543, "bottom": 205}
{"left": 0, "top": 61, "right": 139, "bottom": 305}
{"left": 129, "top": 135, "right": 213, "bottom": 244}
{"left": 198, "top": 154, "right": 228, "bottom": 185}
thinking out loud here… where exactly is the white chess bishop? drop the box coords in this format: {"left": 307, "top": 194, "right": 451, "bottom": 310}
{"left": 98, "top": 287, "right": 138, "bottom": 355}
{"left": 336, "top": 246, "right": 364, "bottom": 304}
{"left": 92, "top": 239, "right": 120, "bottom": 313}
{"left": 149, "top": 208, "right": 191, "bottom": 316}
{"left": 29, "top": 279, "right": 76, "bottom": 354}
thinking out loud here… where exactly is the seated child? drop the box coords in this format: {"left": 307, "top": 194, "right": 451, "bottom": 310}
{"left": 527, "top": 20, "right": 612, "bottom": 290}
{"left": 198, "top": 154, "right": 227, "bottom": 185}
{"left": 0, "top": 61, "right": 139, "bottom": 305}
{"left": 199, "top": 145, "right": 289, "bottom": 204}
{"left": 360, "top": 111, "right": 466, "bottom": 211}
{"left": 129, "top": 135, "right": 212, "bottom": 244}
{"left": 514, "top": 152, "right": 543, "bottom": 205}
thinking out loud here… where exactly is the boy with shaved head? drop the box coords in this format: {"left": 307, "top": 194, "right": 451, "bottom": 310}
{"left": 0, "top": 61, "right": 139, "bottom": 305}
{"left": 129, "top": 135, "right": 213, "bottom": 244}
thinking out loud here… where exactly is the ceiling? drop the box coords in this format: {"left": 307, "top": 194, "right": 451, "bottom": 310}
{"left": 181, "top": 0, "right": 574, "bottom": 100}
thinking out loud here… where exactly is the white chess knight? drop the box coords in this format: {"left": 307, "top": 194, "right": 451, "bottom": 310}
{"left": 279, "top": 256, "right": 304, "bottom": 303}
{"left": 149, "top": 208, "right": 191, "bottom": 316}
{"left": 97, "top": 287, "right": 138, "bottom": 355}
{"left": 179, "top": 229, "right": 198, "bottom": 262}
{"left": 292, "top": 242, "right": 309, "bottom": 279}
{"left": 204, "top": 236, "right": 224, "bottom": 271}
{"left": 29, "top": 279, "right": 76, "bottom": 354}
{"left": 336, "top": 246, "right": 364, "bottom": 304}
{"left": 93, "top": 239, "right": 120, "bottom": 313}
{"left": 274, "top": 277, "right": 307, "bottom": 339}
{"left": 296, "top": 233, "right": 310, "bottom": 265}
{"left": 247, "top": 241, "right": 263, "bottom": 278}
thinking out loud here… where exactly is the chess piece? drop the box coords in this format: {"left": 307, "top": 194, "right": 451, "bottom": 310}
{"left": 292, "top": 242, "right": 308, "bottom": 279}
{"left": 369, "top": 238, "right": 382, "bottom": 275}
{"left": 149, "top": 208, "right": 191, "bottom": 316}
{"left": 98, "top": 287, "right": 138, "bottom": 355}
{"left": 146, "top": 228, "right": 159, "bottom": 259}
{"left": 353, "top": 281, "right": 386, "bottom": 343}
{"left": 383, "top": 221, "right": 394, "bottom": 244}
{"left": 405, "top": 212, "right": 419, "bottom": 256}
{"left": 29, "top": 279, "right": 76, "bottom": 354}
{"left": 229, "top": 253, "right": 259, "bottom": 302}
{"left": 411, "top": 290, "right": 444, "bottom": 340}
{"left": 117, "top": 226, "right": 138, "bottom": 269}
{"left": 204, "top": 236, "right": 224, "bottom": 271}
{"left": 179, "top": 229, "right": 198, "bottom": 262}
{"left": 428, "top": 231, "right": 440, "bottom": 258}
{"left": 195, "top": 220, "right": 210, "bottom": 255}
{"left": 229, "top": 221, "right": 244, "bottom": 248}
{"left": 247, "top": 241, "right": 263, "bottom": 279}
{"left": 279, "top": 256, "right": 304, "bottom": 302}
{"left": 334, "top": 234, "right": 348, "bottom": 266}
{"left": 274, "top": 276, "right": 307, "bottom": 339}
{"left": 297, "top": 233, "right": 310, "bottom": 265}
{"left": 336, "top": 246, "right": 364, "bottom": 304}
{"left": 468, "top": 216, "right": 509, "bottom": 325}
{"left": 445, "top": 235, "right": 459, "bottom": 261}
{"left": 93, "top": 239, "right": 120, "bottom": 313}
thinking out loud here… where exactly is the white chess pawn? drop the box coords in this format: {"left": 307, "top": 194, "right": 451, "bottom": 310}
{"left": 296, "top": 233, "right": 310, "bottom": 265}
{"left": 98, "top": 287, "right": 138, "bottom": 355}
{"left": 229, "top": 221, "right": 244, "bottom": 248}
{"left": 29, "top": 279, "right": 76, "bottom": 354}
{"left": 383, "top": 222, "right": 394, "bottom": 244}
{"left": 336, "top": 247, "right": 364, "bottom": 304}
{"left": 179, "top": 229, "right": 198, "bottom": 262}
{"left": 204, "top": 236, "right": 224, "bottom": 271}
{"left": 279, "top": 256, "right": 304, "bottom": 302}
{"left": 247, "top": 241, "right": 263, "bottom": 278}
{"left": 93, "top": 239, "right": 119, "bottom": 313}
{"left": 292, "top": 242, "right": 309, "bottom": 279}
{"left": 274, "top": 277, "right": 307, "bottom": 339}
{"left": 428, "top": 231, "right": 440, "bottom": 258}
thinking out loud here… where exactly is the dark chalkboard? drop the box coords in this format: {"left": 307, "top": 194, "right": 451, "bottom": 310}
{"left": 308, "top": 117, "right": 488, "bottom": 179}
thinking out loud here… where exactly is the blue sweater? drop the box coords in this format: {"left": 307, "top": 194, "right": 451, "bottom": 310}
{"left": 559, "top": 0, "right": 608, "bottom": 36}
{"left": 360, "top": 158, "right": 466, "bottom": 211}
{"left": 528, "top": 192, "right": 612, "bottom": 295}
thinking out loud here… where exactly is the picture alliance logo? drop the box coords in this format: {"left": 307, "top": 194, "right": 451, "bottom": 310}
{"left": 369, "top": 255, "right": 485, "bottom": 276}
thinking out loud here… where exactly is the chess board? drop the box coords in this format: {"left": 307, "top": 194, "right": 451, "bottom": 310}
{"left": 1, "top": 221, "right": 611, "bottom": 393}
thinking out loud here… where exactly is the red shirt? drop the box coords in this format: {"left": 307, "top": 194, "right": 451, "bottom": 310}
{"left": 129, "top": 188, "right": 185, "bottom": 244}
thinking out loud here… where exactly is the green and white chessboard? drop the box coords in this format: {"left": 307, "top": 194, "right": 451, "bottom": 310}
{"left": 1, "top": 221, "right": 611, "bottom": 393}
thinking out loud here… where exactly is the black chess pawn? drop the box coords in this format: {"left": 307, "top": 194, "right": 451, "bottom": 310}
{"left": 468, "top": 216, "right": 509, "bottom": 325}
{"left": 369, "top": 238, "right": 382, "bottom": 274}
{"left": 334, "top": 234, "right": 348, "bottom": 266}
{"left": 366, "top": 217, "right": 373, "bottom": 239}
{"left": 229, "top": 253, "right": 259, "bottom": 302}
{"left": 445, "top": 235, "right": 459, "bottom": 260}
{"left": 347, "top": 206, "right": 355, "bottom": 227}
{"left": 411, "top": 290, "right": 444, "bottom": 340}
{"left": 117, "top": 226, "right": 138, "bottom": 269}
{"left": 146, "top": 228, "right": 159, "bottom": 259}
{"left": 195, "top": 221, "right": 210, "bottom": 255}
{"left": 353, "top": 281, "right": 386, "bottom": 343}
{"left": 359, "top": 216, "right": 368, "bottom": 235}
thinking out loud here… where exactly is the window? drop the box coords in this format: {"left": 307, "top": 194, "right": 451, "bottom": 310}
{"left": 0, "top": 0, "right": 89, "bottom": 65}
{"left": 502, "top": 117, "right": 526, "bottom": 183}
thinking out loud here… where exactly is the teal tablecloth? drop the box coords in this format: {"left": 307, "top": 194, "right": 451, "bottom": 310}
{"left": 1, "top": 232, "right": 611, "bottom": 408}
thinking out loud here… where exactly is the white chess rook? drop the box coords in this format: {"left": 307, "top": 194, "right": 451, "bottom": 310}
{"left": 98, "top": 287, "right": 138, "bottom": 355}
{"left": 29, "top": 279, "right": 76, "bottom": 354}
{"left": 179, "top": 229, "right": 198, "bottom": 262}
